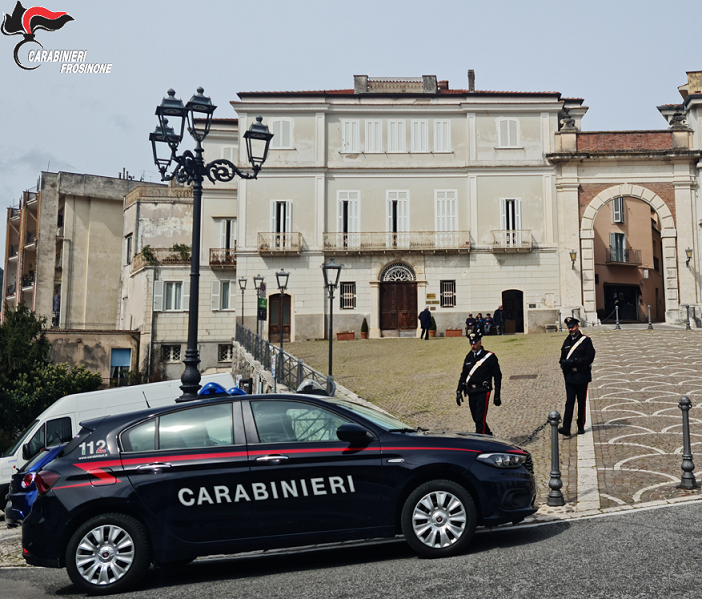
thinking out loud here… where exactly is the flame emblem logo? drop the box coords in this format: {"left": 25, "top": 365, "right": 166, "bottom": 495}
{"left": 1, "top": 1, "right": 73, "bottom": 70}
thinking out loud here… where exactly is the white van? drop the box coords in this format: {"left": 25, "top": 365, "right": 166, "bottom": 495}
{"left": 0, "top": 373, "right": 235, "bottom": 508}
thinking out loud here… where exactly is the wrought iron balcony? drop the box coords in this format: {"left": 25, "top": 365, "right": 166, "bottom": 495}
{"left": 210, "top": 247, "right": 237, "bottom": 266}
{"left": 606, "top": 246, "right": 642, "bottom": 266}
{"left": 323, "top": 231, "right": 470, "bottom": 254}
{"left": 131, "top": 247, "right": 191, "bottom": 272}
{"left": 258, "top": 232, "right": 303, "bottom": 254}
{"left": 491, "top": 230, "right": 533, "bottom": 252}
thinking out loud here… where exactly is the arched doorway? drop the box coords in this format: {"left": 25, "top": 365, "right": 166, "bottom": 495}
{"left": 501, "top": 289, "right": 524, "bottom": 333}
{"left": 379, "top": 262, "right": 417, "bottom": 335}
{"left": 268, "top": 293, "right": 291, "bottom": 343}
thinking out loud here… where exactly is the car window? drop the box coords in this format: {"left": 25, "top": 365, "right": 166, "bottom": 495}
{"left": 122, "top": 420, "right": 156, "bottom": 453}
{"left": 46, "top": 417, "right": 72, "bottom": 446}
{"left": 159, "top": 404, "right": 234, "bottom": 450}
{"left": 25, "top": 425, "right": 45, "bottom": 459}
{"left": 250, "top": 400, "right": 350, "bottom": 444}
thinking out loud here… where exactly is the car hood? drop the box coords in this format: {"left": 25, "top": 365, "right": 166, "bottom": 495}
{"left": 388, "top": 430, "right": 525, "bottom": 452}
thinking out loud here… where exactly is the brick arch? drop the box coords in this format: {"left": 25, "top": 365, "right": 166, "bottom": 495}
{"left": 579, "top": 184, "right": 678, "bottom": 320}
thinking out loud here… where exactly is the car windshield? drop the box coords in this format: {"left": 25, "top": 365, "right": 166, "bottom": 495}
{"left": 3, "top": 420, "right": 39, "bottom": 457}
{"left": 327, "top": 399, "right": 412, "bottom": 431}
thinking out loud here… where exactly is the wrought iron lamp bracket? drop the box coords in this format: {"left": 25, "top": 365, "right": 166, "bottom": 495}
{"left": 159, "top": 151, "right": 260, "bottom": 184}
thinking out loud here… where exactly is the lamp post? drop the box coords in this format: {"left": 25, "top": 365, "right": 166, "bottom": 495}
{"left": 275, "top": 270, "right": 289, "bottom": 354}
{"left": 321, "top": 258, "right": 343, "bottom": 377}
{"left": 253, "top": 274, "right": 264, "bottom": 337}
{"left": 238, "top": 277, "right": 247, "bottom": 327}
{"left": 150, "top": 88, "right": 272, "bottom": 401}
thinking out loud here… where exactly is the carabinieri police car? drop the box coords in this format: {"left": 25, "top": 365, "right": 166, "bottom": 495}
{"left": 22, "top": 391, "right": 537, "bottom": 594}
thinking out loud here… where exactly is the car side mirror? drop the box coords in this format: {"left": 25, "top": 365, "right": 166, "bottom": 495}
{"left": 336, "top": 423, "right": 371, "bottom": 444}
{"left": 22, "top": 443, "right": 33, "bottom": 461}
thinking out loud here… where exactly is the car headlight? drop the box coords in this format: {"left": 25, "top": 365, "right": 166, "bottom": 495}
{"left": 476, "top": 453, "right": 526, "bottom": 468}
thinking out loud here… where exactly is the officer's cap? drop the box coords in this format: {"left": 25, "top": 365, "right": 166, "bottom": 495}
{"left": 468, "top": 332, "right": 482, "bottom": 344}
{"left": 564, "top": 316, "right": 580, "bottom": 328}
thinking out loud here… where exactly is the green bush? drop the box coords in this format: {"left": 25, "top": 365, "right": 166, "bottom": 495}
{"left": 429, "top": 315, "right": 437, "bottom": 331}
{"left": 361, "top": 317, "right": 369, "bottom": 333}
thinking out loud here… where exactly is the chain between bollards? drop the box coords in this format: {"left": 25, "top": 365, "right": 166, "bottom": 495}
{"left": 678, "top": 396, "right": 698, "bottom": 490}
{"left": 615, "top": 305, "right": 621, "bottom": 330}
{"left": 647, "top": 305, "right": 653, "bottom": 330}
{"left": 547, "top": 410, "right": 565, "bottom": 506}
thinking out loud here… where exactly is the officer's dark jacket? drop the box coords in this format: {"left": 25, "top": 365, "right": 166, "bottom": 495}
{"left": 559, "top": 332, "right": 596, "bottom": 385}
{"left": 457, "top": 349, "right": 502, "bottom": 395}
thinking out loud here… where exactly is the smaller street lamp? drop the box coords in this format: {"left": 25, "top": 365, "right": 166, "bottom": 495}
{"left": 253, "top": 274, "right": 264, "bottom": 337}
{"left": 238, "top": 277, "right": 247, "bottom": 327}
{"left": 686, "top": 248, "right": 693, "bottom": 267}
{"left": 275, "top": 270, "right": 290, "bottom": 353}
{"left": 569, "top": 250, "right": 577, "bottom": 269}
{"left": 321, "top": 258, "right": 343, "bottom": 377}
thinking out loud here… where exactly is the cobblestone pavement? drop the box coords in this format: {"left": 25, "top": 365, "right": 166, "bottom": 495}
{"left": 589, "top": 329, "right": 702, "bottom": 508}
{"left": 291, "top": 333, "right": 577, "bottom": 506}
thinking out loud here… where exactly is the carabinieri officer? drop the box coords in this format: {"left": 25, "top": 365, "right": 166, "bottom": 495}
{"left": 456, "top": 332, "right": 502, "bottom": 435}
{"left": 558, "top": 316, "right": 596, "bottom": 436}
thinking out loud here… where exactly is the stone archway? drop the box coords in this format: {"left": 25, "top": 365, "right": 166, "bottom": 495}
{"left": 378, "top": 262, "right": 418, "bottom": 332}
{"left": 579, "top": 184, "right": 678, "bottom": 320}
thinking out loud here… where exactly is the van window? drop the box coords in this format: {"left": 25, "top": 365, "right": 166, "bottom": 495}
{"left": 25, "top": 426, "right": 45, "bottom": 459}
{"left": 3, "top": 420, "right": 39, "bottom": 456}
{"left": 46, "top": 417, "right": 72, "bottom": 446}
{"left": 121, "top": 421, "right": 156, "bottom": 453}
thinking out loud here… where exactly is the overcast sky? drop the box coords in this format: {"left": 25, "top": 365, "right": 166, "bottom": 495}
{"left": 0, "top": 0, "right": 696, "bottom": 261}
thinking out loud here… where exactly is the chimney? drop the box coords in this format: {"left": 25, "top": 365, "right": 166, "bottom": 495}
{"left": 468, "top": 70, "right": 475, "bottom": 93}
{"left": 437, "top": 80, "right": 449, "bottom": 91}
{"left": 354, "top": 75, "right": 368, "bottom": 94}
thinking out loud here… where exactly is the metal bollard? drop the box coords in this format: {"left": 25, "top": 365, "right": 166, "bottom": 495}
{"left": 547, "top": 410, "right": 565, "bottom": 506}
{"left": 678, "top": 396, "right": 698, "bottom": 490}
{"left": 647, "top": 305, "right": 653, "bottom": 330}
{"left": 615, "top": 305, "right": 621, "bottom": 330}
{"left": 686, "top": 305, "right": 692, "bottom": 330}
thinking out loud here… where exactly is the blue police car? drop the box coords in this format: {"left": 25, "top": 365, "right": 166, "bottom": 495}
{"left": 22, "top": 391, "right": 536, "bottom": 594}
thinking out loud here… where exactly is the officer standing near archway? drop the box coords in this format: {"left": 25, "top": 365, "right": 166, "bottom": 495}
{"left": 456, "top": 332, "right": 502, "bottom": 435}
{"left": 558, "top": 317, "right": 596, "bottom": 436}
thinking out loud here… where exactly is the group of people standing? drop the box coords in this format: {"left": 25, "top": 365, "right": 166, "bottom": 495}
{"left": 465, "top": 306, "right": 503, "bottom": 337}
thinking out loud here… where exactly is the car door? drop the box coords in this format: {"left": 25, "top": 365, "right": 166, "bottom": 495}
{"left": 244, "top": 398, "right": 384, "bottom": 538}
{"left": 121, "top": 401, "right": 251, "bottom": 543}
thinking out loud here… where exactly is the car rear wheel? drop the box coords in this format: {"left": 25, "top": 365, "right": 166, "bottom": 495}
{"left": 401, "top": 480, "right": 476, "bottom": 558}
{"left": 66, "top": 513, "right": 151, "bottom": 595}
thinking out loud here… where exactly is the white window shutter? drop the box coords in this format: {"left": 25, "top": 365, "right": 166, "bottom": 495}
{"left": 387, "top": 193, "right": 394, "bottom": 232}
{"left": 342, "top": 121, "right": 350, "bottom": 152}
{"left": 447, "top": 191, "right": 457, "bottom": 231}
{"left": 285, "top": 201, "right": 292, "bottom": 234}
{"left": 349, "top": 192, "right": 360, "bottom": 233}
{"left": 271, "top": 200, "right": 277, "bottom": 233}
{"left": 220, "top": 219, "right": 227, "bottom": 248}
{"left": 398, "top": 192, "right": 409, "bottom": 232}
{"left": 509, "top": 120, "right": 518, "bottom": 146}
{"left": 515, "top": 199, "right": 522, "bottom": 230}
{"left": 399, "top": 122, "right": 406, "bottom": 152}
{"left": 272, "top": 121, "right": 281, "bottom": 148}
{"left": 281, "top": 121, "right": 291, "bottom": 148}
{"left": 182, "top": 281, "right": 190, "bottom": 311}
{"left": 211, "top": 280, "right": 220, "bottom": 311}
{"left": 337, "top": 193, "right": 345, "bottom": 233}
{"left": 500, "top": 199, "right": 507, "bottom": 230}
{"left": 353, "top": 121, "right": 359, "bottom": 152}
{"left": 153, "top": 280, "right": 163, "bottom": 312}
{"left": 422, "top": 121, "right": 428, "bottom": 152}
{"left": 229, "top": 280, "right": 236, "bottom": 309}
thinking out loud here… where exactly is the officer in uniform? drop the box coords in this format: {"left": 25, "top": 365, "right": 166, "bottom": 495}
{"left": 456, "top": 332, "right": 502, "bottom": 435}
{"left": 558, "top": 316, "right": 596, "bottom": 436}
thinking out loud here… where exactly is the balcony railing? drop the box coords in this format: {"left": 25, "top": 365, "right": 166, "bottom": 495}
{"left": 9, "top": 208, "right": 20, "bottom": 220}
{"left": 258, "top": 232, "right": 303, "bottom": 254}
{"left": 6, "top": 284, "right": 16, "bottom": 297}
{"left": 131, "top": 247, "right": 191, "bottom": 272}
{"left": 491, "top": 230, "right": 533, "bottom": 252}
{"left": 606, "top": 246, "right": 642, "bottom": 266}
{"left": 210, "top": 247, "right": 237, "bottom": 267}
{"left": 323, "top": 231, "right": 470, "bottom": 253}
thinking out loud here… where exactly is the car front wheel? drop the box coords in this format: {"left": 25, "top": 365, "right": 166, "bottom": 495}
{"left": 401, "top": 479, "right": 477, "bottom": 558}
{"left": 65, "top": 513, "right": 151, "bottom": 595}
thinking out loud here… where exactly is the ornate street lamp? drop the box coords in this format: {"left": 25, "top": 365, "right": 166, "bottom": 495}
{"left": 321, "top": 258, "right": 343, "bottom": 377}
{"left": 253, "top": 274, "right": 264, "bottom": 337}
{"left": 150, "top": 88, "right": 273, "bottom": 401}
{"left": 275, "top": 270, "right": 289, "bottom": 353}
{"left": 238, "top": 277, "right": 247, "bottom": 327}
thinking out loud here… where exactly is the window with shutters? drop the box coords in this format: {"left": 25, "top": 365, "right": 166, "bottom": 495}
{"left": 388, "top": 120, "right": 406, "bottom": 153}
{"left": 435, "top": 190, "right": 458, "bottom": 231}
{"left": 610, "top": 232, "right": 626, "bottom": 262}
{"left": 612, "top": 197, "right": 625, "bottom": 223}
{"left": 341, "top": 120, "right": 360, "bottom": 153}
{"left": 500, "top": 198, "right": 523, "bottom": 246}
{"left": 270, "top": 200, "right": 292, "bottom": 250}
{"left": 270, "top": 119, "right": 293, "bottom": 149}
{"left": 164, "top": 281, "right": 183, "bottom": 311}
{"left": 162, "top": 345, "right": 181, "bottom": 363}
{"left": 219, "top": 218, "right": 236, "bottom": 249}
{"left": 211, "top": 279, "right": 235, "bottom": 311}
{"left": 365, "top": 120, "right": 382, "bottom": 153}
{"left": 125, "top": 234, "right": 132, "bottom": 265}
{"left": 434, "top": 121, "right": 451, "bottom": 152}
{"left": 440, "top": 280, "right": 456, "bottom": 308}
{"left": 411, "top": 120, "right": 428, "bottom": 153}
{"left": 222, "top": 146, "right": 236, "bottom": 161}
{"left": 497, "top": 118, "right": 519, "bottom": 148}
{"left": 340, "top": 282, "right": 356, "bottom": 310}
{"left": 387, "top": 191, "right": 409, "bottom": 249}
{"left": 337, "top": 191, "right": 360, "bottom": 249}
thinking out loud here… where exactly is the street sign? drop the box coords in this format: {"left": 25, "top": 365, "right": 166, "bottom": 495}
{"left": 258, "top": 297, "right": 267, "bottom": 310}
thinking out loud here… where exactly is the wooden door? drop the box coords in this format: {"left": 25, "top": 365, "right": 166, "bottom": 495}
{"left": 380, "top": 283, "right": 417, "bottom": 330}
{"left": 268, "top": 294, "right": 291, "bottom": 342}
